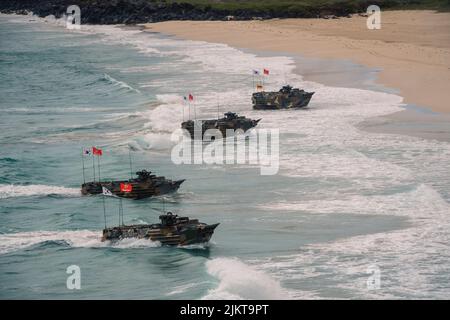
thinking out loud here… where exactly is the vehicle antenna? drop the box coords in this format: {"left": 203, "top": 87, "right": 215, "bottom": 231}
{"left": 120, "top": 198, "right": 124, "bottom": 226}
{"left": 193, "top": 100, "right": 197, "bottom": 121}
{"left": 81, "top": 147, "right": 86, "bottom": 184}
{"left": 217, "top": 101, "right": 220, "bottom": 120}
{"left": 102, "top": 195, "right": 107, "bottom": 229}
{"left": 97, "top": 153, "right": 101, "bottom": 182}
{"left": 162, "top": 197, "right": 166, "bottom": 214}
{"left": 92, "top": 147, "right": 96, "bottom": 182}
{"left": 128, "top": 147, "right": 133, "bottom": 180}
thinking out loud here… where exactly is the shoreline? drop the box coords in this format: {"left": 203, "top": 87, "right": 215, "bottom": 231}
{"left": 4, "top": 12, "right": 449, "bottom": 142}
{"left": 145, "top": 10, "right": 450, "bottom": 142}
{"left": 245, "top": 46, "right": 449, "bottom": 143}
{"left": 145, "top": 10, "right": 450, "bottom": 115}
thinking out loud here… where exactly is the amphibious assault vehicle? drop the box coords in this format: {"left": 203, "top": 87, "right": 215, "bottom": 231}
{"left": 102, "top": 212, "right": 219, "bottom": 246}
{"left": 252, "top": 85, "right": 314, "bottom": 110}
{"left": 181, "top": 112, "right": 261, "bottom": 139}
{"left": 81, "top": 170, "right": 184, "bottom": 199}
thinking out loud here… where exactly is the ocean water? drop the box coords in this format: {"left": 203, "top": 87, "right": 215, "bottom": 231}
{"left": 1, "top": 14, "right": 449, "bottom": 299}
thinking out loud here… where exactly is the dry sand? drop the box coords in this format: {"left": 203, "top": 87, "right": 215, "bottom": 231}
{"left": 146, "top": 10, "right": 450, "bottom": 114}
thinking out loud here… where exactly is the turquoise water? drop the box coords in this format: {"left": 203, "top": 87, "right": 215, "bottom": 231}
{"left": 1, "top": 14, "right": 450, "bottom": 299}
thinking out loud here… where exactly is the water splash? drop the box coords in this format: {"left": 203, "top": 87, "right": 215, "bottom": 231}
{"left": 0, "top": 184, "right": 80, "bottom": 199}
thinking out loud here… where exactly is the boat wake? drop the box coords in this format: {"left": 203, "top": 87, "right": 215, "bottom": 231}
{"left": 0, "top": 184, "right": 81, "bottom": 199}
{"left": 0, "top": 230, "right": 160, "bottom": 255}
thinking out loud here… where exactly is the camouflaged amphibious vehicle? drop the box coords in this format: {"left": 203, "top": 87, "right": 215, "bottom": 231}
{"left": 181, "top": 112, "right": 261, "bottom": 139}
{"left": 81, "top": 170, "right": 184, "bottom": 200}
{"left": 101, "top": 212, "right": 219, "bottom": 246}
{"left": 252, "top": 85, "right": 314, "bottom": 110}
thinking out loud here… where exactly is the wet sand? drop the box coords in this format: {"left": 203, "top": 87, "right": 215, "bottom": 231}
{"left": 360, "top": 109, "right": 450, "bottom": 143}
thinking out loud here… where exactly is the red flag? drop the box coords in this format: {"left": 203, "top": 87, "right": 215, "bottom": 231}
{"left": 263, "top": 68, "right": 269, "bottom": 75}
{"left": 188, "top": 94, "right": 194, "bottom": 102}
{"left": 92, "top": 147, "right": 102, "bottom": 156}
{"left": 120, "top": 183, "right": 133, "bottom": 193}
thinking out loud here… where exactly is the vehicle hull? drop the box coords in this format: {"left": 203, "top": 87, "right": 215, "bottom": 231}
{"left": 102, "top": 222, "right": 219, "bottom": 245}
{"left": 81, "top": 179, "right": 184, "bottom": 199}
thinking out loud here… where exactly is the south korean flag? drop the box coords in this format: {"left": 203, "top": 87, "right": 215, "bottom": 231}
{"left": 102, "top": 186, "right": 113, "bottom": 197}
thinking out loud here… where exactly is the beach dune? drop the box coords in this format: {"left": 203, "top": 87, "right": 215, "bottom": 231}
{"left": 146, "top": 10, "right": 450, "bottom": 114}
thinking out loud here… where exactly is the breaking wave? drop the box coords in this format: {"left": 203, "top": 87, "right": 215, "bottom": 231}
{"left": 202, "top": 257, "right": 291, "bottom": 300}
{"left": 131, "top": 94, "right": 185, "bottom": 150}
{"left": 102, "top": 73, "right": 141, "bottom": 93}
{"left": 0, "top": 184, "right": 80, "bottom": 199}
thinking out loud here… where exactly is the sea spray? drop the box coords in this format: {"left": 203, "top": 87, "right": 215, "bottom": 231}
{"left": 202, "top": 257, "right": 290, "bottom": 300}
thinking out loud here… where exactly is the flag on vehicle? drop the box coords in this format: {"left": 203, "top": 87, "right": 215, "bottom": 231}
{"left": 188, "top": 94, "right": 194, "bottom": 102}
{"left": 263, "top": 68, "right": 269, "bottom": 75}
{"left": 120, "top": 183, "right": 133, "bottom": 193}
{"left": 102, "top": 186, "right": 113, "bottom": 196}
{"left": 92, "top": 147, "right": 102, "bottom": 156}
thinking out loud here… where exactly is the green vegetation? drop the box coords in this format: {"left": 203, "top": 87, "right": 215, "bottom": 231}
{"left": 166, "top": 0, "right": 450, "bottom": 13}
{"left": 1, "top": 0, "right": 448, "bottom": 24}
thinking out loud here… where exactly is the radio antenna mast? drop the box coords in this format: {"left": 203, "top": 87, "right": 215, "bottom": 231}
{"left": 128, "top": 147, "right": 133, "bottom": 180}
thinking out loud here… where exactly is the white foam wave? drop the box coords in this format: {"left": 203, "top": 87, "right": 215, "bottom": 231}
{"left": 155, "top": 94, "right": 183, "bottom": 104}
{"left": 130, "top": 94, "right": 187, "bottom": 150}
{"left": 202, "top": 257, "right": 291, "bottom": 300}
{"left": 179, "top": 242, "right": 212, "bottom": 250}
{"left": 0, "top": 184, "right": 80, "bottom": 199}
{"left": 103, "top": 73, "right": 141, "bottom": 93}
{"left": 256, "top": 184, "right": 450, "bottom": 299}
{"left": 0, "top": 230, "right": 160, "bottom": 255}
{"left": 62, "top": 22, "right": 307, "bottom": 97}
{"left": 7, "top": 106, "right": 96, "bottom": 113}
{"left": 260, "top": 183, "right": 448, "bottom": 218}
{"left": 166, "top": 282, "right": 205, "bottom": 296}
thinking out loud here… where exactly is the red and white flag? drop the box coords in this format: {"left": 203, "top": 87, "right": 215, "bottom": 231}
{"left": 188, "top": 94, "right": 194, "bottom": 102}
{"left": 92, "top": 147, "right": 102, "bottom": 156}
{"left": 120, "top": 183, "right": 133, "bottom": 193}
{"left": 263, "top": 68, "right": 269, "bottom": 75}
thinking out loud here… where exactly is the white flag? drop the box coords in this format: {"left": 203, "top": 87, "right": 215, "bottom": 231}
{"left": 102, "top": 186, "right": 113, "bottom": 196}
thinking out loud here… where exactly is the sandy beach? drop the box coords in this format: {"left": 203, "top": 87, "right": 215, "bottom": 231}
{"left": 146, "top": 10, "right": 450, "bottom": 114}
